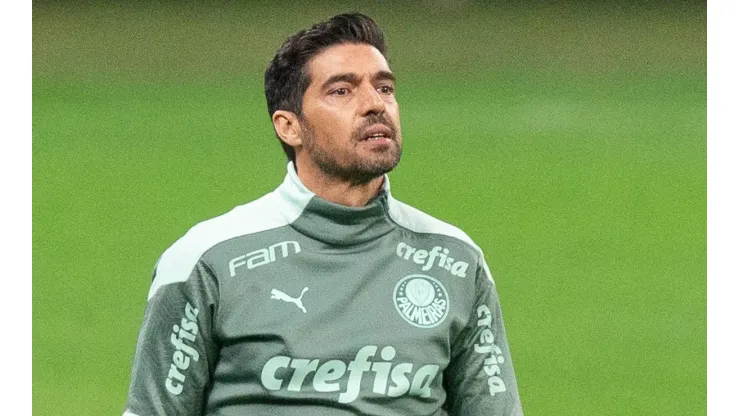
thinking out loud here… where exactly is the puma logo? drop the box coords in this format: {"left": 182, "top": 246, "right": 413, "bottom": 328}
{"left": 270, "top": 287, "right": 309, "bottom": 313}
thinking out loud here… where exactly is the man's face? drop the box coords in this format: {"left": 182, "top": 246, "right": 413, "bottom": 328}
{"left": 297, "top": 42, "right": 402, "bottom": 184}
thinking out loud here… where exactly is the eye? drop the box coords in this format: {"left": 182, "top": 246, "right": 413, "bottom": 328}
{"left": 378, "top": 85, "right": 395, "bottom": 95}
{"left": 330, "top": 88, "right": 349, "bottom": 96}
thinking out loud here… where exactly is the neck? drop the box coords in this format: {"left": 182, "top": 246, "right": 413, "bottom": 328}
{"left": 293, "top": 161, "right": 385, "bottom": 208}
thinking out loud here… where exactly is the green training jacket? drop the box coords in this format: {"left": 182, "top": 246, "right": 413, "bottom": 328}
{"left": 123, "top": 162, "right": 523, "bottom": 416}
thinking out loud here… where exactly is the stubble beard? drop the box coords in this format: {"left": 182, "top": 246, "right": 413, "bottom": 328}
{"left": 300, "top": 115, "right": 402, "bottom": 186}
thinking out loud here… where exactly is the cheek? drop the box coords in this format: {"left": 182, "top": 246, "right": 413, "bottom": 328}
{"left": 315, "top": 110, "right": 354, "bottom": 136}
{"left": 306, "top": 117, "right": 353, "bottom": 148}
{"left": 385, "top": 102, "right": 401, "bottom": 121}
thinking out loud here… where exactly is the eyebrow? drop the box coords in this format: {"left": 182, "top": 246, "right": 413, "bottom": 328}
{"left": 320, "top": 70, "right": 396, "bottom": 90}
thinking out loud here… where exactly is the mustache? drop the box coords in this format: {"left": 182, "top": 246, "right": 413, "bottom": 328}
{"left": 352, "top": 114, "right": 398, "bottom": 141}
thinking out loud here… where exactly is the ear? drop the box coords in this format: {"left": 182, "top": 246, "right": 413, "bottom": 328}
{"left": 272, "top": 110, "right": 303, "bottom": 148}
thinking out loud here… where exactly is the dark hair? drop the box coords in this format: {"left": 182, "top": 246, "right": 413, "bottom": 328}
{"left": 264, "top": 13, "right": 388, "bottom": 162}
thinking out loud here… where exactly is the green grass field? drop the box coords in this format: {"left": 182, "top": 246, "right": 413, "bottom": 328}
{"left": 33, "top": 2, "right": 706, "bottom": 415}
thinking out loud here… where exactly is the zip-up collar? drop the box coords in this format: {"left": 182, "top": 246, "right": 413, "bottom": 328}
{"left": 276, "top": 162, "right": 396, "bottom": 246}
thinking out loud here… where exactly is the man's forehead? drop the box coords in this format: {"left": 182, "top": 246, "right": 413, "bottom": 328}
{"left": 306, "top": 43, "right": 391, "bottom": 83}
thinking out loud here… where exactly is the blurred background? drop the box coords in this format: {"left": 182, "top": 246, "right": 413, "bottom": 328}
{"left": 33, "top": 1, "right": 706, "bottom": 415}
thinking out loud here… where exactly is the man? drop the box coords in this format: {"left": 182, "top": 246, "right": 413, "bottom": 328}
{"left": 124, "top": 13, "right": 523, "bottom": 416}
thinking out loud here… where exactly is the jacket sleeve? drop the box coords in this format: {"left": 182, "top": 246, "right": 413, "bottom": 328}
{"left": 123, "top": 258, "right": 220, "bottom": 416}
{"left": 444, "top": 260, "right": 523, "bottom": 415}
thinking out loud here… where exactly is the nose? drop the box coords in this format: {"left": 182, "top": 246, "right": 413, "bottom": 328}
{"left": 359, "top": 84, "right": 385, "bottom": 115}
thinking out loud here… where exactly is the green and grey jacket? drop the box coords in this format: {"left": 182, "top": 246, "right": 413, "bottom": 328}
{"left": 123, "top": 162, "right": 523, "bottom": 416}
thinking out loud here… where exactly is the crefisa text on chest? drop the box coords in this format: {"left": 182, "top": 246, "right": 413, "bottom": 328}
{"left": 395, "top": 242, "right": 469, "bottom": 278}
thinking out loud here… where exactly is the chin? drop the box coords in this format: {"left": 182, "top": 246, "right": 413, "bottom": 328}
{"left": 359, "top": 156, "right": 401, "bottom": 176}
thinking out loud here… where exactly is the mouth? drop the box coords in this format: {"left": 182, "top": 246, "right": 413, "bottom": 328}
{"left": 360, "top": 124, "right": 394, "bottom": 142}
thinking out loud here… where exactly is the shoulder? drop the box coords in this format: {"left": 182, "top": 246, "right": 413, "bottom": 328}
{"left": 388, "top": 197, "right": 480, "bottom": 251}
{"left": 387, "top": 196, "right": 496, "bottom": 284}
{"left": 148, "top": 191, "right": 300, "bottom": 299}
